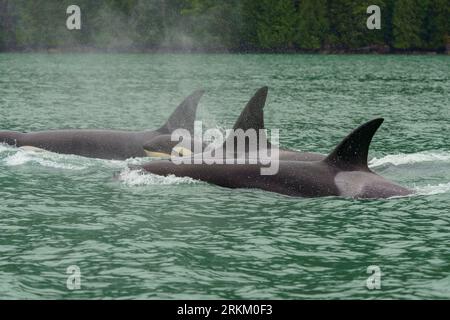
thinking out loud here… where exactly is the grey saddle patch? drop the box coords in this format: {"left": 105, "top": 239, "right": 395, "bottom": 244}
{"left": 334, "top": 171, "right": 367, "bottom": 198}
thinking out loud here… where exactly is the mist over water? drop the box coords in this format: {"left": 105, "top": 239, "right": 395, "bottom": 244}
{"left": 1, "top": 0, "right": 240, "bottom": 53}
{"left": 0, "top": 54, "right": 449, "bottom": 299}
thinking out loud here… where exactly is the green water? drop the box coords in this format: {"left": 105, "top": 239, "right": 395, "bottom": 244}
{"left": 0, "top": 53, "right": 449, "bottom": 299}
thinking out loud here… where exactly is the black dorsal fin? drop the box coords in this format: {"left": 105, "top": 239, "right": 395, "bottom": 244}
{"left": 232, "top": 86, "right": 268, "bottom": 131}
{"left": 158, "top": 90, "right": 205, "bottom": 134}
{"left": 324, "top": 118, "right": 384, "bottom": 171}
{"left": 220, "top": 87, "right": 270, "bottom": 154}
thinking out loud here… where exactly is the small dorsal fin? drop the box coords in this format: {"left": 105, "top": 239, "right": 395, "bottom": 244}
{"left": 221, "top": 87, "right": 270, "bottom": 154}
{"left": 324, "top": 118, "right": 384, "bottom": 171}
{"left": 158, "top": 90, "right": 205, "bottom": 134}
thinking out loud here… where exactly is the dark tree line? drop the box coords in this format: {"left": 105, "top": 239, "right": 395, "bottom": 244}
{"left": 0, "top": 0, "right": 448, "bottom": 52}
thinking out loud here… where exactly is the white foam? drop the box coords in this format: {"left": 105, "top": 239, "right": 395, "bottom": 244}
{"left": 0, "top": 144, "right": 133, "bottom": 170}
{"left": 118, "top": 168, "right": 197, "bottom": 186}
{"left": 125, "top": 157, "right": 154, "bottom": 166}
{"left": 369, "top": 151, "right": 450, "bottom": 168}
{"left": 415, "top": 182, "right": 450, "bottom": 196}
{"left": 4, "top": 149, "right": 87, "bottom": 170}
{"left": 0, "top": 143, "right": 14, "bottom": 153}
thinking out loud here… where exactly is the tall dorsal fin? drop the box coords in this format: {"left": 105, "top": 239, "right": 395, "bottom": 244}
{"left": 232, "top": 86, "right": 268, "bottom": 131}
{"left": 324, "top": 118, "right": 384, "bottom": 171}
{"left": 221, "top": 87, "right": 270, "bottom": 155}
{"left": 158, "top": 90, "right": 205, "bottom": 134}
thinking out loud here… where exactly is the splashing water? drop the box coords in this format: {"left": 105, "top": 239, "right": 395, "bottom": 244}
{"left": 415, "top": 182, "right": 450, "bottom": 196}
{"left": 369, "top": 151, "right": 450, "bottom": 168}
{"left": 117, "top": 167, "right": 197, "bottom": 186}
{"left": 4, "top": 149, "right": 87, "bottom": 170}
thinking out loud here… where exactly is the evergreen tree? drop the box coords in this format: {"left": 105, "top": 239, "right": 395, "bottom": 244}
{"left": 296, "top": 0, "right": 328, "bottom": 50}
{"left": 130, "top": 0, "right": 167, "bottom": 49}
{"left": 392, "top": 0, "right": 424, "bottom": 49}
{"left": 423, "top": 0, "right": 449, "bottom": 50}
{"left": 0, "top": 0, "right": 448, "bottom": 52}
{"left": 240, "top": 0, "right": 261, "bottom": 50}
{"left": 180, "top": 0, "right": 243, "bottom": 50}
{"left": 326, "top": 0, "right": 363, "bottom": 49}
{"left": 253, "top": 0, "right": 297, "bottom": 50}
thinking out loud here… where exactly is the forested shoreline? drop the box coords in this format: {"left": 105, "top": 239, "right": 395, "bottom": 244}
{"left": 0, "top": 0, "right": 449, "bottom": 53}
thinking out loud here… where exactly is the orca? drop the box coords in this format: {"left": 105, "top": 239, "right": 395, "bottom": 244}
{"left": 143, "top": 87, "right": 325, "bottom": 161}
{"left": 143, "top": 134, "right": 210, "bottom": 158}
{"left": 226, "top": 86, "right": 324, "bottom": 161}
{"left": 0, "top": 90, "right": 204, "bottom": 160}
{"left": 134, "top": 118, "right": 413, "bottom": 199}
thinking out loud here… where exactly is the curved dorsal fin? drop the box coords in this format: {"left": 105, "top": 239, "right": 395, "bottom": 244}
{"left": 324, "top": 118, "right": 384, "bottom": 171}
{"left": 158, "top": 90, "right": 205, "bottom": 134}
{"left": 221, "top": 87, "right": 270, "bottom": 154}
{"left": 232, "top": 86, "right": 268, "bottom": 131}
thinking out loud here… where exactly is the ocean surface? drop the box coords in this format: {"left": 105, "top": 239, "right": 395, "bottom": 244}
{"left": 0, "top": 53, "right": 449, "bottom": 299}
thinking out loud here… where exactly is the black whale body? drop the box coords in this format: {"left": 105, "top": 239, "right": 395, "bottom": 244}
{"left": 0, "top": 90, "right": 204, "bottom": 160}
{"left": 137, "top": 88, "right": 412, "bottom": 199}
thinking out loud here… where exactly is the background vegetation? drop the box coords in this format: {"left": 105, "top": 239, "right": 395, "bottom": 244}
{"left": 0, "top": 0, "right": 449, "bottom": 52}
